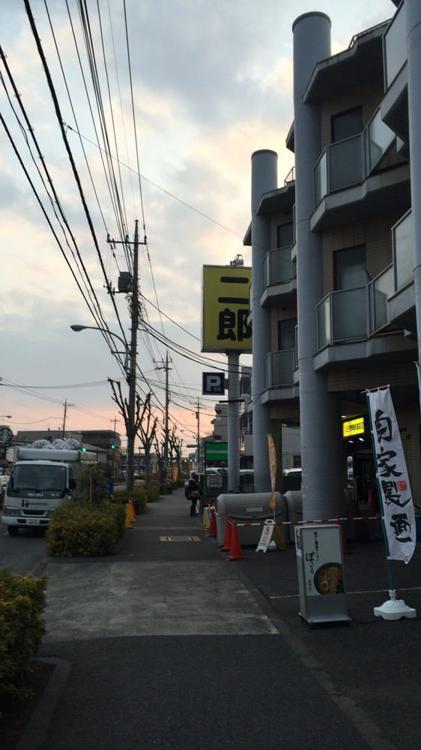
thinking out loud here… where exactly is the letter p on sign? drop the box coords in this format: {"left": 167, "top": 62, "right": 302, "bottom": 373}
{"left": 202, "top": 372, "right": 225, "bottom": 395}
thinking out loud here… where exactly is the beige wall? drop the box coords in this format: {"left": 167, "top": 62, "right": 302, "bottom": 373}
{"left": 320, "top": 82, "right": 384, "bottom": 149}
{"left": 270, "top": 212, "right": 294, "bottom": 249}
{"left": 270, "top": 304, "right": 297, "bottom": 350}
{"left": 322, "top": 213, "right": 405, "bottom": 295}
{"left": 328, "top": 362, "right": 417, "bottom": 393}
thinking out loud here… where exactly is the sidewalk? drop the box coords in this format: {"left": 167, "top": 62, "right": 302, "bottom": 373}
{"left": 31, "top": 489, "right": 421, "bottom": 750}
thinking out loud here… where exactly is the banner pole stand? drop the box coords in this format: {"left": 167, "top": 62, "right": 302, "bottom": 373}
{"left": 366, "top": 390, "right": 417, "bottom": 621}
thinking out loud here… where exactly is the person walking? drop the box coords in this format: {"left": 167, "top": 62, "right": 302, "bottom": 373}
{"left": 186, "top": 472, "right": 200, "bottom": 516}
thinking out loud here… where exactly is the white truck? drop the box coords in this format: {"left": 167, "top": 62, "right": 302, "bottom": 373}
{"left": 2, "top": 444, "right": 95, "bottom": 536}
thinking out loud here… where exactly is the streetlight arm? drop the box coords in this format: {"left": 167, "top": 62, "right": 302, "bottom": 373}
{"left": 70, "top": 324, "right": 127, "bottom": 351}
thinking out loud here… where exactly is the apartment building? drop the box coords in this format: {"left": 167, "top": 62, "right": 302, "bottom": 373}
{"left": 246, "top": 1, "right": 421, "bottom": 521}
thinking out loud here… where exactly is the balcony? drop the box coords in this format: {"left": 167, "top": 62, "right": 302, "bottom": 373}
{"left": 264, "top": 349, "right": 296, "bottom": 387}
{"left": 384, "top": 2, "right": 406, "bottom": 90}
{"left": 318, "top": 287, "right": 368, "bottom": 348}
{"left": 261, "top": 246, "right": 296, "bottom": 307}
{"left": 312, "top": 107, "right": 409, "bottom": 231}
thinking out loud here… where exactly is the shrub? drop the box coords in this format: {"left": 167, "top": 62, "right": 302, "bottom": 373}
{"left": 0, "top": 568, "right": 47, "bottom": 699}
{"left": 75, "top": 465, "right": 109, "bottom": 504}
{"left": 147, "top": 481, "right": 160, "bottom": 502}
{"left": 46, "top": 501, "right": 125, "bottom": 557}
{"left": 113, "top": 488, "right": 149, "bottom": 515}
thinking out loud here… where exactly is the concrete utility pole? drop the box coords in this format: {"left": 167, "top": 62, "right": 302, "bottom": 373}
{"left": 196, "top": 399, "right": 201, "bottom": 471}
{"left": 126, "top": 220, "right": 140, "bottom": 492}
{"left": 155, "top": 351, "right": 171, "bottom": 481}
{"left": 227, "top": 352, "right": 240, "bottom": 492}
{"left": 62, "top": 399, "right": 74, "bottom": 437}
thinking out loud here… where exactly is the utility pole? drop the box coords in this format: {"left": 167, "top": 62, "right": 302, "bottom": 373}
{"left": 106, "top": 220, "right": 146, "bottom": 492}
{"left": 196, "top": 398, "right": 200, "bottom": 471}
{"left": 62, "top": 399, "right": 74, "bottom": 437}
{"left": 155, "top": 351, "right": 171, "bottom": 482}
{"left": 126, "top": 220, "right": 140, "bottom": 493}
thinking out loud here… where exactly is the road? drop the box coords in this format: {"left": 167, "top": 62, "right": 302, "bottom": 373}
{"left": 0, "top": 520, "right": 47, "bottom": 575}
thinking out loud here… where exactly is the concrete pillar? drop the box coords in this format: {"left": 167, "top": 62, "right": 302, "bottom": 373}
{"left": 293, "top": 13, "right": 344, "bottom": 520}
{"left": 251, "top": 150, "right": 277, "bottom": 491}
{"left": 406, "top": 1, "right": 421, "bottom": 370}
{"left": 227, "top": 352, "right": 240, "bottom": 492}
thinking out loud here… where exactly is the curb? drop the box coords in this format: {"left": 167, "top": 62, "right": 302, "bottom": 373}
{"left": 16, "top": 658, "right": 71, "bottom": 750}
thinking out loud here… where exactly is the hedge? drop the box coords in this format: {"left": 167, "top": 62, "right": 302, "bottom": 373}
{"left": 113, "top": 488, "right": 149, "bottom": 514}
{"left": 46, "top": 501, "right": 125, "bottom": 557}
{"left": 0, "top": 568, "right": 47, "bottom": 699}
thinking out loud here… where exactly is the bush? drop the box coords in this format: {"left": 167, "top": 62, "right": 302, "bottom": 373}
{"left": 0, "top": 568, "right": 47, "bottom": 699}
{"left": 75, "top": 464, "right": 109, "bottom": 504}
{"left": 147, "top": 481, "right": 160, "bottom": 502}
{"left": 46, "top": 501, "right": 125, "bottom": 557}
{"left": 113, "top": 488, "right": 149, "bottom": 515}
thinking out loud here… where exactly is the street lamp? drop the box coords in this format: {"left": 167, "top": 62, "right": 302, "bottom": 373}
{"left": 70, "top": 324, "right": 129, "bottom": 373}
{"left": 70, "top": 323, "right": 136, "bottom": 492}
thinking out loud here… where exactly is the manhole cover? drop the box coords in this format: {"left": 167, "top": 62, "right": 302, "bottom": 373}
{"left": 160, "top": 536, "right": 201, "bottom": 543}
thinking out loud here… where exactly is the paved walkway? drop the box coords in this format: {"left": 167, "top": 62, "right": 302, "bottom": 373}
{"left": 34, "top": 489, "right": 421, "bottom": 750}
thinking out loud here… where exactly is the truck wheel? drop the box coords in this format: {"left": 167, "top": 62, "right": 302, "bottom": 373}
{"left": 7, "top": 526, "right": 19, "bottom": 536}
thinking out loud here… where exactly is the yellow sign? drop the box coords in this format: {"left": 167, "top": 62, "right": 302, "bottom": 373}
{"left": 342, "top": 417, "right": 365, "bottom": 438}
{"left": 202, "top": 265, "right": 252, "bottom": 353}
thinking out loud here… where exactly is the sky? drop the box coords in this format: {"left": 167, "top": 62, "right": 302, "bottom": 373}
{"left": 0, "top": 0, "right": 394, "bottom": 451}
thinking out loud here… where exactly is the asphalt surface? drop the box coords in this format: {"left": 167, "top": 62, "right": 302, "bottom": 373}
{"left": 28, "top": 489, "right": 421, "bottom": 750}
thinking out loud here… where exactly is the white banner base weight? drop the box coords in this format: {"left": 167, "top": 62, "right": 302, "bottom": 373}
{"left": 373, "top": 590, "right": 416, "bottom": 621}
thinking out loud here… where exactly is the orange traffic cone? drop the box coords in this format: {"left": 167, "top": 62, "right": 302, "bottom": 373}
{"left": 221, "top": 515, "right": 232, "bottom": 550}
{"left": 125, "top": 503, "right": 133, "bottom": 528}
{"left": 129, "top": 497, "right": 137, "bottom": 520}
{"left": 208, "top": 508, "right": 217, "bottom": 538}
{"left": 228, "top": 520, "right": 243, "bottom": 561}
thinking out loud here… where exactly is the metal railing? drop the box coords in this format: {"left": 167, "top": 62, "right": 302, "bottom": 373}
{"left": 393, "top": 209, "right": 413, "bottom": 291}
{"left": 383, "top": 2, "right": 406, "bottom": 90}
{"left": 284, "top": 166, "right": 295, "bottom": 185}
{"left": 314, "top": 107, "right": 396, "bottom": 206}
{"left": 368, "top": 264, "right": 394, "bottom": 331}
{"left": 317, "top": 287, "right": 368, "bottom": 348}
{"left": 264, "top": 246, "right": 295, "bottom": 287}
{"left": 264, "top": 349, "right": 296, "bottom": 388}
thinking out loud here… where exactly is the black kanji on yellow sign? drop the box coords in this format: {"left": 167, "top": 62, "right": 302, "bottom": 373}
{"left": 202, "top": 265, "right": 252, "bottom": 353}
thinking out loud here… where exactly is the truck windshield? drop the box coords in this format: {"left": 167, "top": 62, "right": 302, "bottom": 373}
{"left": 9, "top": 465, "right": 67, "bottom": 495}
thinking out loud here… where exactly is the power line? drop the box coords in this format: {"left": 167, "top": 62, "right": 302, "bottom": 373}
{"left": 64, "top": 123, "right": 243, "bottom": 239}
{"left": 24, "top": 0, "right": 129, "bottom": 352}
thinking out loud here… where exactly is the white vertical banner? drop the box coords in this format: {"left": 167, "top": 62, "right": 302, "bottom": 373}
{"left": 367, "top": 387, "right": 416, "bottom": 564}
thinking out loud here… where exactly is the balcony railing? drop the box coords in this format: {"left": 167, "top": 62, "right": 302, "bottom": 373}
{"left": 393, "top": 209, "right": 413, "bottom": 290}
{"left": 264, "top": 246, "right": 295, "bottom": 287}
{"left": 265, "top": 349, "right": 296, "bottom": 388}
{"left": 383, "top": 2, "right": 406, "bottom": 90}
{"left": 317, "top": 287, "right": 368, "bottom": 348}
{"left": 366, "top": 107, "right": 396, "bottom": 172}
{"left": 314, "top": 108, "right": 396, "bottom": 206}
{"left": 369, "top": 265, "right": 394, "bottom": 331}
{"left": 284, "top": 166, "right": 295, "bottom": 185}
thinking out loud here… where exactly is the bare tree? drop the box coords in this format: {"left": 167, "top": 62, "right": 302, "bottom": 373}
{"left": 108, "top": 378, "right": 144, "bottom": 480}
{"left": 136, "top": 393, "right": 158, "bottom": 488}
{"left": 169, "top": 429, "right": 183, "bottom": 482}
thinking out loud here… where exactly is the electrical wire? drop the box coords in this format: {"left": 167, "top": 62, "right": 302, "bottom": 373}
{"left": 23, "top": 0, "right": 129, "bottom": 352}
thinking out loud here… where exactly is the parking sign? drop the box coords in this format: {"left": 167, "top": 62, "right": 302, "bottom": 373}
{"left": 202, "top": 372, "right": 225, "bottom": 395}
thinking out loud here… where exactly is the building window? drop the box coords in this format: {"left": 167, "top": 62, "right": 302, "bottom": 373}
{"left": 334, "top": 246, "right": 368, "bottom": 290}
{"left": 276, "top": 222, "right": 294, "bottom": 248}
{"left": 331, "top": 107, "right": 363, "bottom": 143}
{"left": 277, "top": 318, "right": 297, "bottom": 350}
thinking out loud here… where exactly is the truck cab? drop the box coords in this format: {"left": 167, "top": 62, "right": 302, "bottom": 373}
{"left": 2, "top": 447, "right": 81, "bottom": 535}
